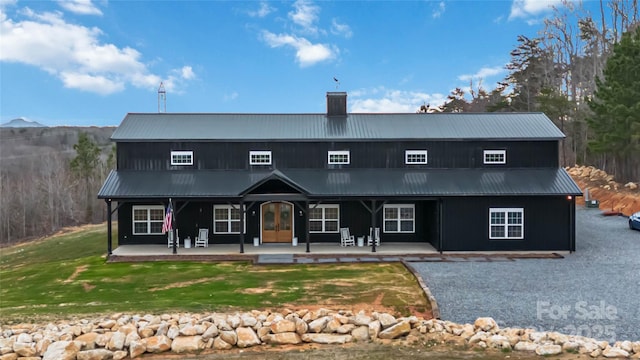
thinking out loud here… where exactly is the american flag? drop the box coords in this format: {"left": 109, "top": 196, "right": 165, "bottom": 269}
{"left": 162, "top": 201, "right": 173, "bottom": 233}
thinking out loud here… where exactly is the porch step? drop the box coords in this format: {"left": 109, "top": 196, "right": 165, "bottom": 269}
{"left": 256, "top": 254, "right": 294, "bottom": 264}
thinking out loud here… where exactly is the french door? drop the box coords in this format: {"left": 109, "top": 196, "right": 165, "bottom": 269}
{"left": 261, "top": 202, "right": 293, "bottom": 243}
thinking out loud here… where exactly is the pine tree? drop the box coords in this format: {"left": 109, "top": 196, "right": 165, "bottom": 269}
{"left": 587, "top": 27, "right": 640, "bottom": 182}
{"left": 71, "top": 132, "right": 101, "bottom": 223}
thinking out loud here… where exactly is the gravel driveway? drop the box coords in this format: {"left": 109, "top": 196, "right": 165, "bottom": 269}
{"left": 413, "top": 207, "right": 640, "bottom": 342}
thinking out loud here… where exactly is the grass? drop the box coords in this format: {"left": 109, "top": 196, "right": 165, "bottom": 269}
{"left": 0, "top": 224, "right": 429, "bottom": 322}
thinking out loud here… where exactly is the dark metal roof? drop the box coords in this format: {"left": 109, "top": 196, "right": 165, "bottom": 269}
{"left": 98, "top": 168, "right": 582, "bottom": 199}
{"left": 111, "top": 112, "right": 565, "bottom": 141}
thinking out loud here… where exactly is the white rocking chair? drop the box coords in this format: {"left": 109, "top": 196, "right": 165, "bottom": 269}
{"left": 367, "top": 227, "right": 380, "bottom": 246}
{"left": 340, "top": 228, "right": 355, "bottom": 247}
{"left": 167, "top": 229, "right": 180, "bottom": 248}
{"left": 195, "top": 228, "right": 209, "bottom": 247}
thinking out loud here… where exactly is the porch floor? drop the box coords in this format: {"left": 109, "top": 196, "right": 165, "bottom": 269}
{"left": 109, "top": 243, "right": 566, "bottom": 263}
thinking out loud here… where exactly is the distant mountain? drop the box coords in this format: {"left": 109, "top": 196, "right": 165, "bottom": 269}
{"left": 0, "top": 118, "right": 47, "bottom": 128}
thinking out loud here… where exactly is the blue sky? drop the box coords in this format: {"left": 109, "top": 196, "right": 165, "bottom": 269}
{"left": 0, "top": 0, "right": 602, "bottom": 126}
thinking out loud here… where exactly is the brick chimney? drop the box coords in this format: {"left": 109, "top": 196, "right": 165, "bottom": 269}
{"left": 326, "top": 92, "right": 347, "bottom": 117}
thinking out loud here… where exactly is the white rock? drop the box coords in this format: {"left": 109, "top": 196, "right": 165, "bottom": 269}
{"left": 301, "top": 333, "right": 352, "bottom": 344}
{"left": 514, "top": 341, "right": 538, "bottom": 351}
{"left": 535, "top": 344, "right": 562, "bottom": 356}
{"left": 236, "top": 327, "right": 261, "bottom": 348}
{"left": 262, "top": 332, "right": 302, "bottom": 345}
{"left": 201, "top": 324, "right": 219, "bottom": 341}
{"left": 308, "top": 317, "right": 330, "bottom": 333}
{"left": 474, "top": 317, "right": 498, "bottom": 332}
{"left": 171, "top": 336, "right": 205, "bottom": 353}
{"left": 42, "top": 340, "right": 82, "bottom": 360}
{"left": 603, "top": 346, "right": 630, "bottom": 358}
{"left": 378, "top": 320, "right": 411, "bottom": 339}
{"left": 369, "top": 320, "right": 381, "bottom": 340}
{"left": 76, "top": 348, "right": 114, "bottom": 360}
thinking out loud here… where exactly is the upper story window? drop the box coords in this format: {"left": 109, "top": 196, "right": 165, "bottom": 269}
{"left": 489, "top": 208, "right": 524, "bottom": 239}
{"left": 483, "top": 150, "right": 506, "bottom": 164}
{"left": 249, "top": 151, "right": 272, "bottom": 165}
{"left": 405, "top": 150, "right": 428, "bottom": 164}
{"left": 132, "top": 205, "right": 164, "bottom": 235}
{"left": 171, "top": 151, "right": 193, "bottom": 165}
{"left": 328, "top": 150, "right": 350, "bottom": 165}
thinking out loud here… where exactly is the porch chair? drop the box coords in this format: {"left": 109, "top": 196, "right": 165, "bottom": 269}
{"left": 367, "top": 227, "right": 380, "bottom": 246}
{"left": 167, "top": 229, "right": 180, "bottom": 248}
{"left": 340, "top": 227, "right": 355, "bottom": 247}
{"left": 195, "top": 228, "right": 209, "bottom": 247}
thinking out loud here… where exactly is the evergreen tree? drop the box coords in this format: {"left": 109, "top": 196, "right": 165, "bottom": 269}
{"left": 71, "top": 132, "right": 101, "bottom": 223}
{"left": 587, "top": 27, "right": 640, "bottom": 182}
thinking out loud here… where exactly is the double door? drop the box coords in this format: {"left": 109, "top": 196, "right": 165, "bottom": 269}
{"left": 261, "top": 202, "right": 293, "bottom": 243}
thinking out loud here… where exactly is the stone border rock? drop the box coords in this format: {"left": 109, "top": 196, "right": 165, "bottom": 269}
{"left": 2, "top": 311, "right": 639, "bottom": 360}
{"left": 401, "top": 260, "right": 440, "bottom": 319}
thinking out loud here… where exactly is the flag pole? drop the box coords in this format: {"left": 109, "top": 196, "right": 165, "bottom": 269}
{"left": 170, "top": 198, "right": 177, "bottom": 254}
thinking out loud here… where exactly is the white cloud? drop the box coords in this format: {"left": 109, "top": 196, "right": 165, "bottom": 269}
{"left": 262, "top": 31, "right": 335, "bottom": 67}
{"left": 57, "top": 0, "right": 102, "bottom": 16}
{"left": 432, "top": 1, "right": 445, "bottom": 19}
{"left": 350, "top": 87, "right": 447, "bottom": 113}
{"left": 509, "top": 0, "right": 561, "bottom": 20}
{"left": 288, "top": 0, "right": 320, "bottom": 34}
{"left": 0, "top": 6, "right": 193, "bottom": 95}
{"left": 248, "top": 1, "right": 274, "bottom": 18}
{"left": 224, "top": 91, "right": 239, "bottom": 101}
{"left": 331, "top": 18, "right": 352, "bottom": 38}
{"left": 458, "top": 66, "right": 506, "bottom": 82}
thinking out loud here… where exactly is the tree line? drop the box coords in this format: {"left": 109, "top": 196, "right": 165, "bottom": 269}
{"left": 0, "top": 128, "right": 114, "bottom": 245}
{"left": 420, "top": 0, "right": 639, "bottom": 183}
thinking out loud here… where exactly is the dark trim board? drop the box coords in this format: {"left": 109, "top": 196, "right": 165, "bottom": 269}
{"left": 113, "top": 196, "right": 576, "bottom": 252}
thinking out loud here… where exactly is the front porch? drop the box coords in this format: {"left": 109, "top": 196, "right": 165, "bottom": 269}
{"left": 109, "top": 242, "right": 566, "bottom": 264}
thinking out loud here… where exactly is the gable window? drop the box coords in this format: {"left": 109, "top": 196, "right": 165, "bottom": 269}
{"left": 489, "top": 208, "right": 524, "bottom": 239}
{"left": 249, "top": 151, "right": 272, "bottom": 165}
{"left": 383, "top": 204, "right": 415, "bottom": 233}
{"left": 214, "top": 205, "right": 245, "bottom": 234}
{"left": 328, "top": 150, "right": 350, "bottom": 165}
{"left": 405, "top": 150, "right": 428, "bottom": 164}
{"left": 309, "top": 204, "right": 340, "bottom": 233}
{"left": 132, "top": 205, "right": 164, "bottom": 235}
{"left": 171, "top": 151, "right": 193, "bottom": 165}
{"left": 484, "top": 150, "right": 506, "bottom": 164}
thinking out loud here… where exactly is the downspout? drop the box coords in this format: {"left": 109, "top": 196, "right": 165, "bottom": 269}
{"left": 240, "top": 201, "right": 245, "bottom": 254}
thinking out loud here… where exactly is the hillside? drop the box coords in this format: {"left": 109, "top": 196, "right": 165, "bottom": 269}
{"left": 568, "top": 165, "right": 640, "bottom": 216}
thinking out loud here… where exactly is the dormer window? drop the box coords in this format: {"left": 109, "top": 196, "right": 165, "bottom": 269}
{"left": 483, "top": 150, "right": 506, "bottom": 164}
{"left": 250, "top": 150, "right": 272, "bottom": 165}
{"left": 328, "top": 150, "right": 350, "bottom": 165}
{"left": 405, "top": 150, "right": 428, "bottom": 164}
{"left": 171, "top": 151, "right": 193, "bottom": 165}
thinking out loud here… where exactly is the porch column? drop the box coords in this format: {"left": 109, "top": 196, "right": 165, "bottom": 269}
{"left": 106, "top": 199, "right": 112, "bottom": 256}
{"left": 438, "top": 199, "right": 443, "bottom": 254}
{"left": 371, "top": 199, "right": 377, "bottom": 253}
{"left": 305, "top": 201, "right": 310, "bottom": 253}
{"left": 239, "top": 201, "right": 245, "bottom": 254}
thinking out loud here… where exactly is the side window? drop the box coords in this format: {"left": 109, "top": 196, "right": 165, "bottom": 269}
{"left": 405, "top": 150, "right": 428, "bottom": 164}
{"left": 249, "top": 151, "right": 272, "bottom": 165}
{"left": 328, "top": 151, "right": 350, "bottom": 165}
{"left": 489, "top": 208, "right": 524, "bottom": 239}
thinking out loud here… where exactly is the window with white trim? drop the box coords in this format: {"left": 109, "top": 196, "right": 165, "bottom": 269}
{"left": 213, "top": 205, "right": 246, "bottom": 234}
{"left": 132, "top": 205, "right": 165, "bottom": 235}
{"left": 489, "top": 208, "right": 524, "bottom": 239}
{"left": 383, "top": 204, "right": 415, "bottom": 233}
{"left": 249, "top": 151, "right": 272, "bottom": 165}
{"left": 328, "top": 150, "right": 350, "bottom": 165}
{"left": 483, "top": 150, "right": 506, "bottom": 164}
{"left": 308, "top": 204, "right": 340, "bottom": 233}
{"left": 405, "top": 150, "right": 428, "bottom": 164}
{"left": 171, "top": 151, "right": 193, "bottom": 165}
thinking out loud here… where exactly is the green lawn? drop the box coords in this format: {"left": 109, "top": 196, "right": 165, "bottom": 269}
{"left": 0, "top": 225, "right": 429, "bottom": 322}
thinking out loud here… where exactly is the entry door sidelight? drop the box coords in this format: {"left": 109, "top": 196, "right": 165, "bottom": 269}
{"left": 261, "top": 202, "right": 293, "bottom": 243}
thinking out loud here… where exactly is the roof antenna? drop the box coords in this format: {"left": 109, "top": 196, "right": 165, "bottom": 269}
{"left": 158, "top": 82, "right": 166, "bottom": 113}
{"left": 333, "top": 77, "right": 340, "bottom": 89}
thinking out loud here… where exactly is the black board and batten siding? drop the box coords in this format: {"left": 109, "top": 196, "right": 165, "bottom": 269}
{"left": 117, "top": 140, "right": 560, "bottom": 171}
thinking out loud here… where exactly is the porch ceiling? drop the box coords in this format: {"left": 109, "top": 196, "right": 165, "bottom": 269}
{"left": 98, "top": 168, "right": 582, "bottom": 200}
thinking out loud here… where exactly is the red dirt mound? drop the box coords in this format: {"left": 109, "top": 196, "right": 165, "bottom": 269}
{"left": 567, "top": 166, "right": 640, "bottom": 216}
